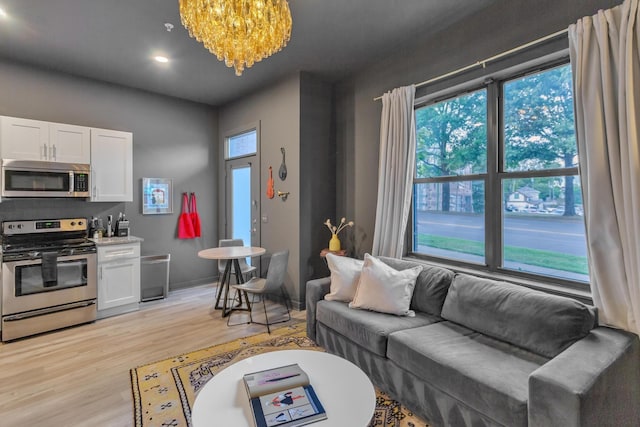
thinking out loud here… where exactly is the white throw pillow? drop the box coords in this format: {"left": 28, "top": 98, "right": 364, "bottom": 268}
{"left": 324, "top": 253, "right": 365, "bottom": 302}
{"left": 349, "top": 254, "right": 422, "bottom": 317}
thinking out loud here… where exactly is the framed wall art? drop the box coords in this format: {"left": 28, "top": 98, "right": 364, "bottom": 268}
{"left": 142, "top": 177, "right": 173, "bottom": 215}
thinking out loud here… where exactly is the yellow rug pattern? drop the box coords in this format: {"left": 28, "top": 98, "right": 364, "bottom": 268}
{"left": 131, "top": 322, "right": 429, "bottom": 427}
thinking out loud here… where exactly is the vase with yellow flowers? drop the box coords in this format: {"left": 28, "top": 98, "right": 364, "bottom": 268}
{"left": 324, "top": 217, "right": 354, "bottom": 251}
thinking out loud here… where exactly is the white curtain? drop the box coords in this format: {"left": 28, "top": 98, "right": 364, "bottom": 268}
{"left": 569, "top": 0, "right": 640, "bottom": 334}
{"left": 372, "top": 85, "right": 416, "bottom": 258}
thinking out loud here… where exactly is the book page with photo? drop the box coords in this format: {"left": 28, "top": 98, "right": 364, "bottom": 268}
{"left": 243, "top": 363, "right": 309, "bottom": 398}
{"left": 243, "top": 364, "right": 327, "bottom": 427}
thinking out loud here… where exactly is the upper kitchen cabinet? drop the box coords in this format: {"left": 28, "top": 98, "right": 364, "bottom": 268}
{"left": 90, "top": 128, "right": 133, "bottom": 202}
{"left": 0, "top": 116, "right": 90, "bottom": 163}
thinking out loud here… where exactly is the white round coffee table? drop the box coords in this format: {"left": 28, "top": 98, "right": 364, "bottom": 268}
{"left": 191, "top": 349, "right": 376, "bottom": 427}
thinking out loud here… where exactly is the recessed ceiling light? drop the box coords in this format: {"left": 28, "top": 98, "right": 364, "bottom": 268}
{"left": 0, "top": 8, "right": 7, "bottom": 18}
{"left": 154, "top": 56, "right": 169, "bottom": 63}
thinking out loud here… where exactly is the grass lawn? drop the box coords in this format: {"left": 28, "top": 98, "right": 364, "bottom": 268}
{"left": 417, "top": 234, "right": 589, "bottom": 275}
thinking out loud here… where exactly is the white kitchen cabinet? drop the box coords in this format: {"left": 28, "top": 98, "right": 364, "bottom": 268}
{"left": 0, "top": 116, "right": 90, "bottom": 163}
{"left": 49, "top": 122, "right": 91, "bottom": 163}
{"left": 90, "top": 128, "right": 133, "bottom": 202}
{"left": 97, "top": 242, "right": 140, "bottom": 317}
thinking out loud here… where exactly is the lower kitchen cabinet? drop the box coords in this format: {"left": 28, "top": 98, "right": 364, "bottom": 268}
{"left": 96, "top": 241, "right": 141, "bottom": 319}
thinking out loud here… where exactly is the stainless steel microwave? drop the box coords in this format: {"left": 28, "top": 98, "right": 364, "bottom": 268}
{"left": 2, "top": 159, "right": 90, "bottom": 198}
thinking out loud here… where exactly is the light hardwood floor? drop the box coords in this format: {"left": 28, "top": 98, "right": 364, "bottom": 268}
{"left": 0, "top": 284, "right": 305, "bottom": 426}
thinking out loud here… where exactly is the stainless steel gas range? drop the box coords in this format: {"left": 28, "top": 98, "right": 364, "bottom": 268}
{"left": 1, "top": 218, "right": 97, "bottom": 341}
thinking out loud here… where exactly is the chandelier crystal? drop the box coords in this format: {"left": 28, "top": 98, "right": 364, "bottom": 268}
{"left": 179, "top": 0, "right": 292, "bottom": 76}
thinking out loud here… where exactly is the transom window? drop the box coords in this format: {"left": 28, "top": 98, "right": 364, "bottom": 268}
{"left": 411, "top": 62, "right": 589, "bottom": 286}
{"left": 226, "top": 129, "right": 257, "bottom": 159}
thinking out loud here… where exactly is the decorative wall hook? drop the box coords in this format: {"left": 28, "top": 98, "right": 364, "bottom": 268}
{"left": 277, "top": 190, "right": 290, "bottom": 201}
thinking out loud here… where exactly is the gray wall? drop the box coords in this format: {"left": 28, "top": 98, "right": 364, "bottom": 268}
{"left": 218, "top": 73, "right": 302, "bottom": 305}
{"left": 218, "top": 72, "right": 335, "bottom": 309}
{"left": 300, "top": 72, "right": 335, "bottom": 295}
{"left": 335, "top": 0, "right": 622, "bottom": 257}
{"left": 0, "top": 59, "right": 219, "bottom": 289}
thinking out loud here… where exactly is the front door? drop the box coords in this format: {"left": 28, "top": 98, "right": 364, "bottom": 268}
{"left": 223, "top": 125, "right": 261, "bottom": 268}
{"left": 225, "top": 158, "right": 259, "bottom": 249}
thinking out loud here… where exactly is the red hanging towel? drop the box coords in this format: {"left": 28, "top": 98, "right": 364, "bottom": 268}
{"left": 190, "top": 192, "right": 202, "bottom": 238}
{"left": 178, "top": 192, "right": 195, "bottom": 239}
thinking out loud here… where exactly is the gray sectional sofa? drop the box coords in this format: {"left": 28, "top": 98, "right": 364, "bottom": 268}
{"left": 306, "top": 256, "right": 640, "bottom": 427}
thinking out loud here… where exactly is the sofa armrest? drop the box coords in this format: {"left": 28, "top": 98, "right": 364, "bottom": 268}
{"left": 529, "top": 327, "right": 640, "bottom": 427}
{"left": 305, "top": 277, "right": 331, "bottom": 342}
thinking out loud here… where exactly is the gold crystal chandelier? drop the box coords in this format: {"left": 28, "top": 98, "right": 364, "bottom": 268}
{"left": 179, "top": 0, "right": 292, "bottom": 76}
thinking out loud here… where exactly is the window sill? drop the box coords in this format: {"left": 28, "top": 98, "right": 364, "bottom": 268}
{"left": 403, "top": 254, "right": 593, "bottom": 305}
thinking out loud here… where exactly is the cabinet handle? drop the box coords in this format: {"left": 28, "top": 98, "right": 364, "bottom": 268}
{"left": 91, "top": 165, "right": 98, "bottom": 201}
{"left": 105, "top": 250, "right": 135, "bottom": 257}
{"left": 52, "top": 144, "right": 57, "bottom": 161}
{"left": 99, "top": 266, "right": 103, "bottom": 280}
{"left": 42, "top": 143, "right": 48, "bottom": 160}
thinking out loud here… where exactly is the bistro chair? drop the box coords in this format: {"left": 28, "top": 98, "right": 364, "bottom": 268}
{"left": 217, "top": 238, "right": 257, "bottom": 280}
{"left": 214, "top": 239, "right": 257, "bottom": 308}
{"left": 227, "top": 250, "right": 291, "bottom": 333}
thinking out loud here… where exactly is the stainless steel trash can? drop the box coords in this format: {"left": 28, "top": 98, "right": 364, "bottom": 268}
{"left": 140, "top": 254, "right": 171, "bottom": 302}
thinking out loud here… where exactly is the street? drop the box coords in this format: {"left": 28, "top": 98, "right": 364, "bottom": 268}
{"left": 415, "top": 211, "right": 587, "bottom": 257}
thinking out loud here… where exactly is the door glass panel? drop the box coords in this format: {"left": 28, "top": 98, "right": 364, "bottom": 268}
{"left": 231, "top": 165, "right": 252, "bottom": 262}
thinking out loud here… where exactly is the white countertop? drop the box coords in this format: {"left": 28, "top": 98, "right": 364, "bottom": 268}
{"left": 90, "top": 235, "right": 144, "bottom": 246}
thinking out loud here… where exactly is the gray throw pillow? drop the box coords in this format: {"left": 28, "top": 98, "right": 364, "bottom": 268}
{"left": 378, "top": 257, "right": 454, "bottom": 316}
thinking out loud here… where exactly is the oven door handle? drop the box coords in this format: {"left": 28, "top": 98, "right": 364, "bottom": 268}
{"left": 3, "top": 253, "right": 95, "bottom": 267}
{"left": 3, "top": 300, "right": 96, "bottom": 322}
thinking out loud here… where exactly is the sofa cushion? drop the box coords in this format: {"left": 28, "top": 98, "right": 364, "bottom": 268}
{"left": 316, "top": 299, "right": 440, "bottom": 357}
{"left": 388, "top": 322, "right": 548, "bottom": 427}
{"left": 350, "top": 254, "right": 423, "bottom": 316}
{"left": 324, "top": 253, "right": 364, "bottom": 302}
{"left": 441, "top": 274, "right": 597, "bottom": 358}
{"left": 378, "top": 257, "right": 454, "bottom": 317}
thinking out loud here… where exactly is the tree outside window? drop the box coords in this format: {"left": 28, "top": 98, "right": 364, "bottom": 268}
{"left": 412, "top": 63, "right": 588, "bottom": 284}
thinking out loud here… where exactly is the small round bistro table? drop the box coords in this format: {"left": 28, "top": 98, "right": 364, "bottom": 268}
{"left": 191, "top": 349, "right": 376, "bottom": 427}
{"left": 198, "top": 246, "right": 266, "bottom": 317}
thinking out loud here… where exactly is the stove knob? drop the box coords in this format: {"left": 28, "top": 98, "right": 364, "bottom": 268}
{"left": 70, "top": 221, "right": 76, "bottom": 226}
{"left": 78, "top": 221, "right": 84, "bottom": 226}
{"left": 7, "top": 225, "right": 13, "bottom": 230}
{"left": 17, "top": 224, "right": 23, "bottom": 229}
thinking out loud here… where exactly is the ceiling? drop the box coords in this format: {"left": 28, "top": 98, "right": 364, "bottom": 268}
{"left": 0, "top": 0, "right": 497, "bottom": 107}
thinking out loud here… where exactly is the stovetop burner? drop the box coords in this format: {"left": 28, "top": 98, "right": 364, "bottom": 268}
{"left": 1, "top": 218, "right": 95, "bottom": 261}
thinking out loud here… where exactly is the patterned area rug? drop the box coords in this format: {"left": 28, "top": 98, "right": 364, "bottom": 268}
{"left": 130, "top": 322, "right": 429, "bottom": 427}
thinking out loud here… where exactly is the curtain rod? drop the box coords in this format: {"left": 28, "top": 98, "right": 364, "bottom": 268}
{"left": 373, "top": 28, "right": 569, "bottom": 101}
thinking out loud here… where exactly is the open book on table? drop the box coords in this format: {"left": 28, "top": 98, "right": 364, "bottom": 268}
{"left": 243, "top": 363, "right": 327, "bottom": 427}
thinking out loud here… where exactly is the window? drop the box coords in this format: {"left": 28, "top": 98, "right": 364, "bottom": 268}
{"left": 412, "top": 62, "right": 589, "bottom": 285}
{"left": 414, "top": 90, "right": 487, "bottom": 264}
{"left": 226, "top": 129, "right": 257, "bottom": 159}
